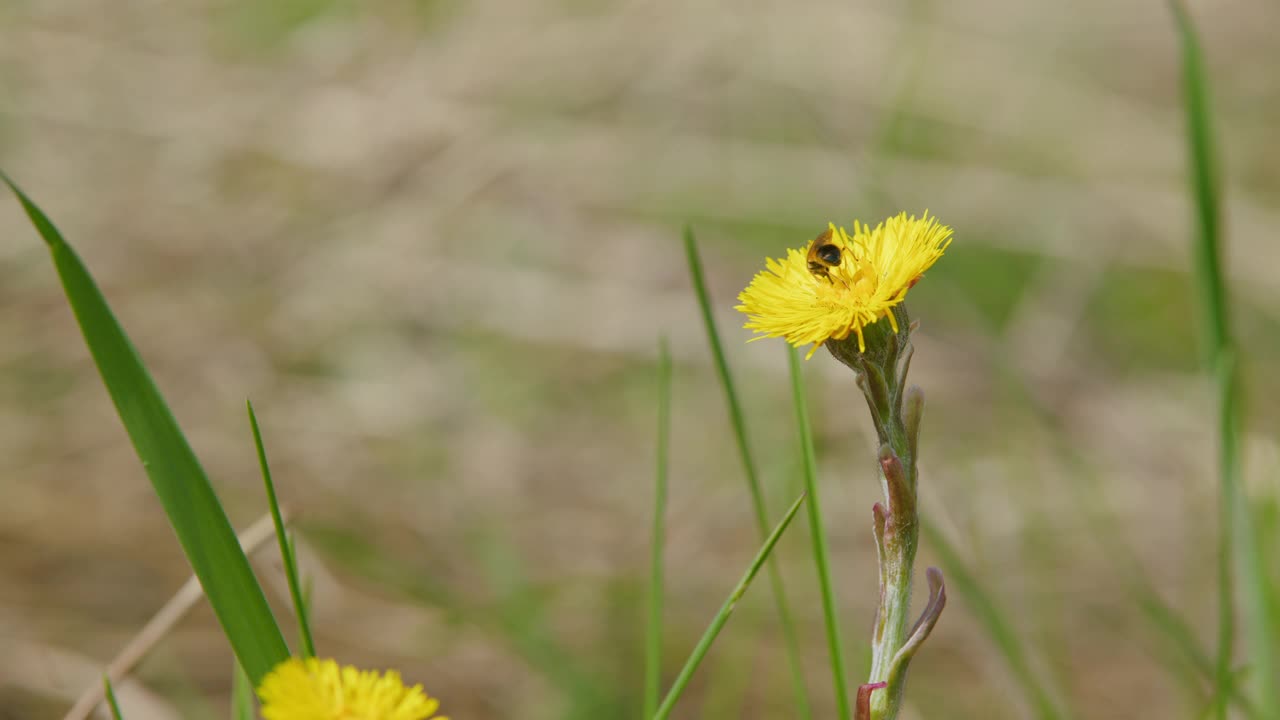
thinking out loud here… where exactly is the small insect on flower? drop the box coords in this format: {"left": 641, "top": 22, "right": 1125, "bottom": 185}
{"left": 737, "top": 212, "right": 952, "bottom": 355}
{"left": 805, "top": 227, "right": 845, "bottom": 279}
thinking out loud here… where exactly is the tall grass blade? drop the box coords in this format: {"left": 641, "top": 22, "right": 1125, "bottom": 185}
{"left": 478, "top": 532, "right": 622, "bottom": 719}
{"left": 102, "top": 676, "right": 125, "bottom": 720}
{"left": 652, "top": 492, "right": 808, "bottom": 720}
{"left": 232, "top": 662, "right": 256, "bottom": 720}
{"left": 683, "top": 225, "right": 813, "bottom": 719}
{"left": 921, "top": 519, "right": 1068, "bottom": 720}
{"left": 248, "top": 400, "right": 316, "bottom": 658}
{"left": 1134, "top": 581, "right": 1257, "bottom": 717}
{"left": 304, "top": 523, "right": 619, "bottom": 716}
{"left": 1070, "top": 443, "right": 1257, "bottom": 716}
{"left": 698, "top": 615, "right": 762, "bottom": 720}
{"left": 787, "top": 346, "right": 852, "bottom": 719}
{"left": 1170, "top": 3, "right": 1233, "bottom": 714}
{"left": 1170, "top": 3, "right": 1278, "bottom": 715}
{"left": 1013, "top": 369, "right": 1256, "bottom": 716}
{"left": 1, "top": 174, "right": 289, "bottom": 683}
{"left": 1171, "top": 4, "right": 1227, "bottom": 360}
{"left": 643, "top": 337, "right": 673, "bottom": 719}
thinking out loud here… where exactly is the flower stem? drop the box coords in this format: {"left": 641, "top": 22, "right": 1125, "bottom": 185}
{"left": 866, "top": 387, "right": 919, "bottom": 718}
{"left": 867, "top": 448, "right": 918, "bottom": 719}
{"left": 830, "top": 311, "right": 940, "bottom": 720}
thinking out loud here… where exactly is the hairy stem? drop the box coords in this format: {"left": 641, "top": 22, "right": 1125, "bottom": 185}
{"left": 867, "top": 420, "right": 919, "bottom": 718}
{"left": 835, "top": 315, "right": 932, "bottom": 720}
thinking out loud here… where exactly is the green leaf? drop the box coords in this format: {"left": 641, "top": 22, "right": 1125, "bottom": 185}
{"left": 683, "top": 225, "right": 813, "bottom": 719}
{"left": 304, "top": 521, "right": 620, "bottom": 718}
{"left": 652, "top": 492, "right": 807, "bottom": 720}
{"left": 921, "top": 519, "right": 1069, "bottom": 720}
{"left": 231, "top": 663, "right": 256, "bottom": 720}
{"left": 248, "top": 400, "right": 316, "bottom": 658}
{"left": 643, "top": 337, "right": 672, "bottom": 720}
{"left": 103, "top": 676, "right": 126, "bottom": 720}
{"left": 787, "top": 346, "right": 852, "bottom": 720}
{"left": 1169, "top": 3, "right": 1278, "bottom": 716}
{"left": 2, "top": 174, "right": 289, "bottom": 684}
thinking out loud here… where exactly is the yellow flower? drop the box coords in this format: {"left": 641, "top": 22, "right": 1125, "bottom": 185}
{"left": 736, "top": 212, "right": 952, "bottom": 356}
{"left": 257, "top": 657, "right": 449, "bottom": 720}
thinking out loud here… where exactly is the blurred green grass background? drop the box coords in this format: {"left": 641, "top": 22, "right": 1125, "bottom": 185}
{"left": 2, "top": 1, "right": 1279, "bottom": 718}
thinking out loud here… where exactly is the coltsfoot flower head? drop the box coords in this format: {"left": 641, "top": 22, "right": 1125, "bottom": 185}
{"left": 736, "top": 212, "right": 952, "bottom": 357}
{"left": 257, "top": 657, "right": 448, "bottom": 720}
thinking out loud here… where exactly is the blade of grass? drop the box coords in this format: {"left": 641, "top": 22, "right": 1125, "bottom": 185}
{"left": 1132, "top": 583, "right": 1258, "bottom": 718}
{"left": 1005, "top": 366, "right": 1255, "bottom": 717}
{"left": 1219, "top": 351, "right": 1276, "bottom": 715}
{"left": 652, "top": 491, "right": 807, "bottom": 720}
{"left": 64, "top": 514, "right": 282, "bottom": 720}
{"left": 231, "top": 663, "right": 255, "bottom": 720}
{"left": 306, "top": 522, "right": 619, "bottom": 718}
{"left": 643, "top": 337, "right": 673, "bottom": 719}
{"left": 1070, "top": 438, "right": 1257, "bottom": 717}
{"left": 920, "top": 519, "right": 1068, "bottom": 720}
{"left": 1170, "top": 3, "right": 1278, "bottom": 716}
{"left": 786, "top": 346, "right": 852, "bottom": 720}
{"left": 683, "top": 225, "right": 813, "bottom": 719}
{"left": 1, "top": 174, "right": 289, "bottom": 684}
{"left": 477, "top": 530, "right": 623, "bottom": 719}
{"left": 697, "top": 613, "right": 762, "bottom": 720}
{"left": 1171, "top": 5, "right": 1233, "bottom": 714}
{"left": 103, "top": 676, "right": 125, "bottom": 720}
{"left": 248, "top": 400, "right": 316, "bottom": 658}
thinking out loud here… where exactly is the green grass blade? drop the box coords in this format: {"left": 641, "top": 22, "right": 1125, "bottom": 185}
{"left": 103, "top": 676, "right": 125, "bottom": 720}
{"left": 921, "top": 519, "right": 1068, "bottom": 720}
{"left": 2, "top": 174, "right": 289, "bottom": 684}
{"left": 1010, "top": 366, "right": 1256, "bottom": 716}
{"left": 1170, "top": 5, "right": 1233, "bottom": 715}
{"left": 231, "top": 662, "right": 256, "bottom": 720}
{"left": 1091, "top": 465, "right": 1259, "bottom": 717}
{"left": 652, "top": 492, "right": 808, "bottom": 720}
{"left": 1170, "top": 3, "right": 1278, "bottom": 715}
{"left": 1063, "top": 439, "right": 1249, "bottom": 714}
{"left": 1133, "top": 579, "right": 1258, "bottom": 717}
{"left": 643, "top": 338, "right": 673, "bottom": 719}
{"left": 307, "top": 522, "right": 619, "bottom": 717}
{"left": 248, "top": 400, "right": 316, "bottom": 658}
{"left": 1171, "top": 0, "right": 1227, "bottom": 360}
{"left": 683, "top": 225, "right": 813, "bottom": 719}
{"left": 1220, "top": 351, "right": 1278, "bottom": 716}
{"left": 786, "top": 346, "right": 852, "bottom": 720}
{"left": 697, "top": 615, "right": 762, "bottom": 720}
